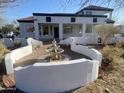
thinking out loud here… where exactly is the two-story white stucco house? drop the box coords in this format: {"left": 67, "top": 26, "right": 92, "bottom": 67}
{"left": 17, "top": 5, "right": 114, "bottom": 41}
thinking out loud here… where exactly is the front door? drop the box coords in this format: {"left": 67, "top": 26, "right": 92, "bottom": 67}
{"left": 54, "top": 27, "right": 59, "bottom": 39}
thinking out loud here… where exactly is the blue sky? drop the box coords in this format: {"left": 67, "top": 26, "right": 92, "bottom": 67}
{"left": 2, "top": 0, "right": 124, "bottom": 23}
{"left": 4, "top": 0, "right": 81, "bottom": 22}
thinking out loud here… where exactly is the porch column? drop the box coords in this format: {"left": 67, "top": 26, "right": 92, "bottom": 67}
{"left": 34, "top": 20, "right": 40, "bottom": 40}
{"left": 82, "top": 24, "right": 86, "bottom": 36}
{"left": 59, "top": 23, "right": 63, "bottom": 40}
{"left": 109, "top": 12, "right": 112, "bottom": 19}
{"left": 92, "top": 25, "right": 96, "bottom": 35}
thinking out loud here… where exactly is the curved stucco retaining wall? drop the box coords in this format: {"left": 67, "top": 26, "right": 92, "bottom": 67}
{"left": 5, "top": 45, "right": 32, "bottom": 74}
{"left": 5, "top": 42, "right": 102, "bottom": 93}
{"left": 60, "top": 36, "right": 116, "bottom": 45}
{"left": 60, "top": 36, "right": 98, "bottom": 45}
{"left": 71, "top": 44, "right": 102, "bottom": 66}
{"left": 14, "top": 59, "right": 99, "bottom": 93}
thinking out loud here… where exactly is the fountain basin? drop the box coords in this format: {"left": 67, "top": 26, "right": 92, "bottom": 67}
{"left": 46, "top": 48, "right": 64, "bottom": 54}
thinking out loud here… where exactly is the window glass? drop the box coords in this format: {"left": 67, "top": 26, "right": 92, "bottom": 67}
{"left": 43, "top": 26, "right": 49, "bottom": 36}
{"left": 71, "top": 17, "right": 75, "bottom": 22}
{"left": 93, "top": 18, "right": 97, "bottom": 22}
{"left": 86, "top": 11, "right": 92, "bottom": 15}
{"left": 63, "top": 25, "right": 72, "bottom": 35}
{"left": 86, "top": 24, "right": 92, "bottom": 33}
{"left": 27, "top": 26, "right": 34, "bottom": 32}
{"left": 46, "top": 17, "right": 51, "bottom": 22}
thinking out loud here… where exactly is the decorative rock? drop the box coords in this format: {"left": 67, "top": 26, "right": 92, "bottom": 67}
{"left": 2, "top": 75, "right": 15, "bottom": 88}
{"left": 105, "top": 88, "right": 111, "bottom": 93}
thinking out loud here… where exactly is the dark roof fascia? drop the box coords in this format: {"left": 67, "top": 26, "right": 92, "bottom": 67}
{"left": 106, "top": 21, "right": 115, "bottom": 24}
{"left": 33, "top": 13, "right": 74, "bottom": 16}
{"left": 33, "top": 13, "right": 107, "bottom": 17}
{"left": 106, "top": 19, "right": 115, "bottom": 24}
{"left": 76, "top": 9, "right": 113, "bottom": 14}
{"left": 82, "top": 8, "right": 113, "bottom": 11}
{"left": 17, "top": 20, "right": 34, "bottom": 23}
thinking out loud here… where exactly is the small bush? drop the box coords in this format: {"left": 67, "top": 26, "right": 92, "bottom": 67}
{"left": 120, "top": 53, "right": 124, "bottom": 59}
{"left": 116, "top": 42, "right": 124, "bottom": 48}
{"left": 100, "top": 46, "right": 114, "bottom": 70}
{"left": 0, "top": 42, "right": 9, "bottom": 74}
{"left": 14, "top": 41, "right": 21, "bottom": 48}
{"left": 0, "top": 42, "right": 9, "bottom": 58}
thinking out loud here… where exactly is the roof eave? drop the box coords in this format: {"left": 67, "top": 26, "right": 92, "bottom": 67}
{"left": 33, "top": 13, "right": 107, "bottom": 17}
{"left": 83, "top": 8, "right": 113, "bottom": 11}
{"left": 17, "top": 20, "right": 34, "bottom": 23}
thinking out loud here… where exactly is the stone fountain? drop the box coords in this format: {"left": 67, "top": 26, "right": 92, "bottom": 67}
{"left": 45, "top": 39, "right": 65, "bottom": 62}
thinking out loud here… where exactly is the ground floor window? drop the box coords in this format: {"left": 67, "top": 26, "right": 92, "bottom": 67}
{"left": 63, "top": 25, "right": 72, "bottom": 35}
{"left": 27, "top": 26, "right": 34, "bottom": 32}
{"left": 86, "top": 24, "right": 92, "bottom": 33}
{"left": 42, "top": 26, "right": 49, "bottom": 36}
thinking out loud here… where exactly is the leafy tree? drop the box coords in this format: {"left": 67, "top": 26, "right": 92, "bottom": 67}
{"left": 95, "top": 24, "right": 119, "bottom": 44}
{"left": 1, "top": 24, "right": 15, "bottom": 34}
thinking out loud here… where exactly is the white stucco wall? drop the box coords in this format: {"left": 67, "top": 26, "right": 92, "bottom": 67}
{"left": 34, "top": 16, "right": 107, "bottom": 24}
{"left": 13, "top": 43, "right": 102, "bottom": 93}
{"left": 4, "top": 38, "right": 102, "bottom": 93}
{"left": 14, "top": 59, "right": 99, "bottom": 93}
{"left": 60, "top": 35, "right": 98, "bottom": 45}
{"left": 71, "top": 44, "right": 102, "bottom": 66}
{"left": 78, "top": 10, "right": 112, "bottom": 19}
{"left": 19, "top": 22, "right": 35, "bottom": 38}
{"left": 120, "top": 25, "right": 124, "bottom": 33}
{"left": 5, "top": 45, "right": 32, "bottom": 74}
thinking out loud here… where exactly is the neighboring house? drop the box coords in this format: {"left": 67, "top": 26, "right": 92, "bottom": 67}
{"left": 17, "top": 5, "right": 114, "bottom": 41}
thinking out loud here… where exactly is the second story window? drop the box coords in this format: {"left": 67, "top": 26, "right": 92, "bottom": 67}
{"left": 46, "top": 17, "right": 51, "bottom": 22}
{"left": 71, "top": 17, "right": 75, "bottom": 22}
{"left": 86, "top": 11, "right": 92, "bottom": 15}
{"left": 93, "top": 18, "right": 97, "bottom": 22}
{"left": 82, "top": 11, "right": 84, "bottom": 15}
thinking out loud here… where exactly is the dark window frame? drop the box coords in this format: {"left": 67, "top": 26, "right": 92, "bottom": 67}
{"left": 46, "top": 17, "right": 51, "bottom": 22}
{"left": 71, "top": 17, "right": 76, "bottom": 22}
{"left": 93, "top": 18, "right": 97, "bottom": 22}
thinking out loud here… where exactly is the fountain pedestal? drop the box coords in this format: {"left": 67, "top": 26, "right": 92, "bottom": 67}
{"left": 45, "top": 39, "right": 65, "bottom": 62}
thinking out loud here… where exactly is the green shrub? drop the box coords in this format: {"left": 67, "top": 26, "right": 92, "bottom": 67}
{"left": 116, "top": 41, "right": 124, "bottom": 48}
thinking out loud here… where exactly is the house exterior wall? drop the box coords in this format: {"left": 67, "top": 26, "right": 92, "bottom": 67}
{"left": 19, "top": 22, "right": 35, "bottom": 38}
{"left": 78, "top": 10, "right": 112, "bottom": 19}
{"left": 34, "top": 16, "right": 107, "bottom": 24}
{"left": 120, "top": 25, "right": 124, "bottom": 33}
{"left": 33, "top": 16, "right": 107, "bottom": 40}
{"left": 63, "top": 24, "right": 82, "bottom": 39}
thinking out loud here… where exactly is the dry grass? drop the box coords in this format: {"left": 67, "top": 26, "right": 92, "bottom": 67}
{"left": 0, "top": 42, "right": 9, "bottom": 75}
